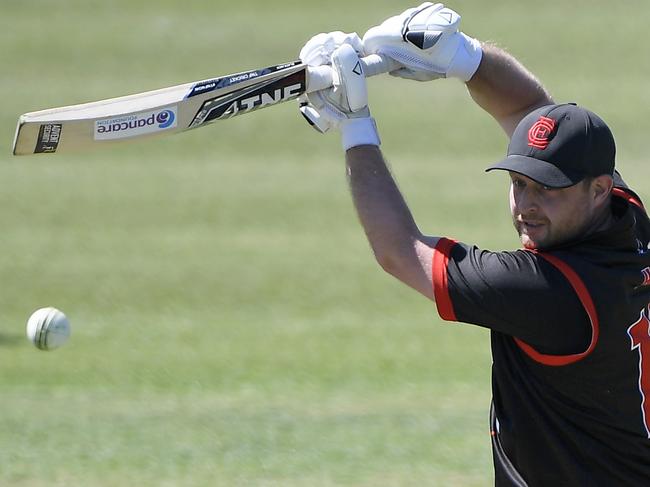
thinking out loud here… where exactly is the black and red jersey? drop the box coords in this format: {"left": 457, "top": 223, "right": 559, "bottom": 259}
{"left": 432, "top": 180, "right": 650, "bottom": 486}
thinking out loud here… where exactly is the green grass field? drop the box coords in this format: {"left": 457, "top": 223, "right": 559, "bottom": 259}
{"left": 2, "top": 1, "right": 649, "bottom": 485}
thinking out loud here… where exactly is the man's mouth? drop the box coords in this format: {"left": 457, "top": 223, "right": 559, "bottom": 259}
{"left": 523, "top": 221, "right": 543, "bottom": 228}
{"left": 518, "top": 219, "right": 546, "bottom": 232}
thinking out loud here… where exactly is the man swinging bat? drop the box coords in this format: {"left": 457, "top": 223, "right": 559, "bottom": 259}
{"left": 299, "top": 3, "right": 650, "bottom": 485}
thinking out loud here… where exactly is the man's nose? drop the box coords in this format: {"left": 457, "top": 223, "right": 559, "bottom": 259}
{"left": 516, "top": 187, "right": 539, "bottom": 214}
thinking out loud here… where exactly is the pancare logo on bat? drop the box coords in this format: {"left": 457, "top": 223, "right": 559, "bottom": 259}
{"left": 94, "top": 107, "right": 177, "bottom": 140}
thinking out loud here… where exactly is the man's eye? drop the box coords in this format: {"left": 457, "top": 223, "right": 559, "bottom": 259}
{"left": 512, "top": 179, "right": 525, "bottom": 188}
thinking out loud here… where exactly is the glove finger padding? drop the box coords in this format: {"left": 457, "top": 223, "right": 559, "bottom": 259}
{"left": 299, "top": 93, "right": 344, "bottom": 134}
{"left": 402, "top": 2, "right": 459, "bottom": 49}
{"left": 329, "top": 43, "right": 368, "bottom": 112}
{"left": 389, "top": 67, "right": 441, "bottom": 82}
{"left": 299, "top": 31, "right": 364, "bottom": 66}
{"left": 299, "top": 95, "right": 326, "bottom": 132}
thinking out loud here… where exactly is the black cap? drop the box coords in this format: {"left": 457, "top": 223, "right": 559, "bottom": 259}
{"left": 486, "top": 103, "right": 615, "bottom": 188}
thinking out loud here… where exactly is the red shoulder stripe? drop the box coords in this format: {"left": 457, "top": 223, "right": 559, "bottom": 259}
{"left": 612, "top": 187, "right": 645, "bottom": 212}
{"left": 515, "top": 252, "right": 599, "bottom": 366}
{"left": 432, "top": 238, "right": 458, "bottom": 321}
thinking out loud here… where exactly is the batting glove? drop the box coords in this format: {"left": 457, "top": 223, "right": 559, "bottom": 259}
{"left": 299, "top": 31, "right": 365, "bottom": 67}
{"left": 298, "top": 35, "right": 380, "bottom": 151}
{"left": 363, "top": 2, "right": 482, "bottom": 82}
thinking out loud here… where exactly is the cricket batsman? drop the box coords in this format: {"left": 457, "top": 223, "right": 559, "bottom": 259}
{"left": 299, "top": 3, "right": 650, "bottom": 485}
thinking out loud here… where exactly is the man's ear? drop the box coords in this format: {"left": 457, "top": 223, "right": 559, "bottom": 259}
{"left": 591, "top": 175, "right": 614, "bottom": 205}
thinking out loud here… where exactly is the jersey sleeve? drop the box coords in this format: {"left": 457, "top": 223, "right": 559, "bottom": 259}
{"left": 432, "top": 238, "right": 591, "bottom": 355}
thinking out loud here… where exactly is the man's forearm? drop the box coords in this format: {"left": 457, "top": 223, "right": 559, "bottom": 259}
{"left": 346, "top": 145, "right": 435, "bottom": 299}
{"left": 467, "top": 43, "right": 553, "bottom": 137}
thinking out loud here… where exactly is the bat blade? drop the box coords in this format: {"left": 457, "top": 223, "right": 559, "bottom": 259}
{"left": 12, "top": 61, "right": 307, "bottom": 156}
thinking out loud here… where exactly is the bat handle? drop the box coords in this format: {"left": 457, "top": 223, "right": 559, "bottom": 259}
{"left": 305, "top": 54, "right": 399, "bottom": 93}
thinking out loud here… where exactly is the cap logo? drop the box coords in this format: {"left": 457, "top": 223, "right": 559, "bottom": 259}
{"left": 528, "top": 116, "right": 556, "bottom": 150}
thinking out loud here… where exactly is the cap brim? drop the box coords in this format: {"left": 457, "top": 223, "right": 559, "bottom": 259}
{"left": 486, "top": 155, "right": 582, "bottom": 188}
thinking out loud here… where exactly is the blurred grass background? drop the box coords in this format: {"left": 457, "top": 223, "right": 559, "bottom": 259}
{"left": 1, "top": 1, "right": 649, "bottom": 485}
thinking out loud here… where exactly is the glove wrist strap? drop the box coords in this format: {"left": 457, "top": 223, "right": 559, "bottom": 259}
{"left": 340, "top": 117, "right": 381, "bottom": 151}
{"left": 447, "top": 33, "right": 483, "bottom": 82}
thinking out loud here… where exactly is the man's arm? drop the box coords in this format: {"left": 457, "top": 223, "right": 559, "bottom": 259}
{"left": 466, "top": 43, "right": 553, "bottom": 137}
{"left": 343, "top": 44, "right": 554, "bottom": 298}
{"left": 346, "top": 145, "right": 438, "bottom": 300}
{"left": 298, "top": 37, "right": 440, "bottom": 300}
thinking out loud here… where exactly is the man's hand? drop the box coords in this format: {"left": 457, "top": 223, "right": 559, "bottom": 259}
{"left": 298, "top": 34, "right": 380, "bottom": 151}
{"left": 363, "top": 2, "right": 482, "bottom": 82}
{"left": 299, "top": 31, "right": 364, "bottom": 68}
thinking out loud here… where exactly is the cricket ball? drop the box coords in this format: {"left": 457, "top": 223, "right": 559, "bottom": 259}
{"left": 26, "top": 307, "right": 71, "bottom": 350}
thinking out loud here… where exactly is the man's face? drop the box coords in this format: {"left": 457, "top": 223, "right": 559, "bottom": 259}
{"left": 509, "top": 172, "right": 596, "bottom": 249}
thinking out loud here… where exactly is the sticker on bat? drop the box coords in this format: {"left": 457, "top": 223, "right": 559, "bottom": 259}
{"left": 189, "top": 70, "right": 305, "bottom": 127}
{"left": 186, "top": 61, "right": 302, "bottom": 98}
{"left": 94, "top": 107, "right": 177, "bottom": 140}
{"left": 35, "top": 123, "right": 63, "bottom": 153}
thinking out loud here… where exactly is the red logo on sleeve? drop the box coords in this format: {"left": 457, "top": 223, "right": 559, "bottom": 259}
{"left": 628, "top": 305, "right": 650, "bottom": 438}
{"left": 528, "top": 116, "right": 556, "bottom": 149}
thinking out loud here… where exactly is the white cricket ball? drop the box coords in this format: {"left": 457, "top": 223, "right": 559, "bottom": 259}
{"left": 26, "top": 307, "right": 71, "bottom": 350}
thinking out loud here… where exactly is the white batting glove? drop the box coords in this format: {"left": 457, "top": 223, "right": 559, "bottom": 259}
{"left": 299, "top": 31, "right": 365, "bottom": 67}
{"left": 363, "top": 2, "right": 482, "bottom": 82}
{"left": 298, "top": 37, "right": 380, "bottom": 151}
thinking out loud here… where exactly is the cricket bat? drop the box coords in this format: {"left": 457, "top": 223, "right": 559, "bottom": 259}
{"left": 12, "top": 55, "right": 394, "bottom": 156}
